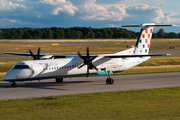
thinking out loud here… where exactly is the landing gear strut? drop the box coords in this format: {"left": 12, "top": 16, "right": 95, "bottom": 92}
{"left": 10, "top": 81, "right": 17, "bottom": 87}
{"left": 55, "top": 78, "right": 63, "bottom": 83}
{"left": 105, "top": 71, "right": 114, "bottom": 85}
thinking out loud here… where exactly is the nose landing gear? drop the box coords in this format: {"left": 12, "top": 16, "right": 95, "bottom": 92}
{"left": 10, "top": 81, "right": 17, "bottom": 87}
{"left": 55, "top": 78, "right": 63, "bottom": 83}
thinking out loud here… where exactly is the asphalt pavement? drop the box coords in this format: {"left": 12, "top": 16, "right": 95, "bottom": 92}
{"left": 0, "top": 72, "right": 180, "bottom": 100}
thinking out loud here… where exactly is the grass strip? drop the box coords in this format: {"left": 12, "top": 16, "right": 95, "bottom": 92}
{"left": 116, "top": 65, "right": 180, "bottom": 75}
{"left": 0, "top": 44, "right": 125, "bottom": 52}
{"left": 1, "top": 87, "right": 180, "bottom": 119}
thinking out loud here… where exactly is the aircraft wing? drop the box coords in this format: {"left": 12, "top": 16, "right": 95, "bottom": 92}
{"left": 104, "top": 54, "right": 170, "bottom": 58}
{"left": 4, "top": 52, "right": 96, "bottom": 59}
{"left": 4, "top": 52, "right": 67, "bottom": 59}
{"left": 4, "top": 52, "right": 170, "bottom": 59}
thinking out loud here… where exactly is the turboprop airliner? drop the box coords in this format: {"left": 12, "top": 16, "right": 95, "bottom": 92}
{"left": 3, "top": 23, "right": 173, "bottom": 87}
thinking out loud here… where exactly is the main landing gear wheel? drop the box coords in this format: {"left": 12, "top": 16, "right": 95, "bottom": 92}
{"left": 106, "top": 78, "right": 114, "bottom": 84}
{"left": 105, "top": 71, "right": 114, "bottom": 85}
{"left": 55, "top": 78, "right": 63, "bottom": 83}
{"left": 10, "top": 81, "right": 17, "bottom": 87}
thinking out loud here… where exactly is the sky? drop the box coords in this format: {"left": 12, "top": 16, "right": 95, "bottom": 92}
{"left": 0, "top": 0, "right": 180, "bottom": 33}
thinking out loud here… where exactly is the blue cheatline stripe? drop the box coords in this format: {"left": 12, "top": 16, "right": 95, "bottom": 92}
{"left": 3, "top": 71, "right": 124, "bottom": 82}
{"left": 97, "top": 71, "right": 113, "bottom": 75}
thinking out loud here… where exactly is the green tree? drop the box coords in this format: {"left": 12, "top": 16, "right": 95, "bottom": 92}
{"left": 64, "top": 29, "right": 72, "bottom": 39}
{"left": 102, "top": 31, "right": 109, "bottom": 38}
{"left": 75, "top": 31, "right": 83, "bottom": 39}
{"left": 34, "top": 29, "right": 43, "bottom": 39}
{"left": 165, "top": 32, "right": 178, "bottom": 38}
{"left": 178, "top": 33, "right": 180, "bottom": 38}
{"left": 0, "top": 29, "right": 4, "bottom": 39}
{"left": 112, "top": 32, "right": 120, "bottom": 38}
{"left": 47, "top": 28, "right": 53, "bottom": 39}
{"left": 122, "top": 31, "right": 131, "bottom": 39}
{"left": 152, "top": 33, "right": 158, "bottom": 38}
{"left": 107, "top": 29, "right": 113, "bottom": 38}
{"left": 95, "top": 31, "right": 102, "bottom": 38}
{"left": 157, "top": 28, "right": 165, "bottom": 38}
{"left": 86, "top": 29, "right": 95, "bottom": 38}
{"left": 23, "top": 30, "right": 32, "bottom": 39}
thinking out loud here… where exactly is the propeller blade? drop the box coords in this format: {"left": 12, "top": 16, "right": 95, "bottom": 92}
{"left": 87, "top": 47, "right": 89, "bottom": 59}
{"left": 78, "top": 52, "right": 85, "bottom": 61}
{"left": 90, "top": 56, "right": 97, "bottom": 61}
{"left": 78, "top": 63, "right": 85, "bottom": 69}
{"left": 87, "top": 67, "right": 89, "bottom": 77}
{"left": 29, "top": 49, "right": 36, "bottom": 60}
{"left": 91, "top": 64, "right": 98, "bottom": 71}
{"left": 77, "top": 47, "right": 98, "bottom": 77}
{"left": 37, "top": 47, "right": 40, "bottom": 60}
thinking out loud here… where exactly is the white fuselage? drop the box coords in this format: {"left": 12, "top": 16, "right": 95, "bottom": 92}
{"left": 3, "top": 55, "right": 150, "bottom": 82}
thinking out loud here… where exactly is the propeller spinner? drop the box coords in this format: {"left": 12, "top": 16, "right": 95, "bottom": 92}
{"left": 78, "top": 47, "right": 98, "bottom": 77}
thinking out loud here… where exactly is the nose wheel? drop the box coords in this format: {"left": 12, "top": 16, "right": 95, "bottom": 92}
{"left": 105, "top": 71, "right": 114, "bottom": 85}
{"left": 55, "top": 78, "right": 63, "bottom": 83}
{"left": 10, "top": 81, "right": 17, "bottom": 87}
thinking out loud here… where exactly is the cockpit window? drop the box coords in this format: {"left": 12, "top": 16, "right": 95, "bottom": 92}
{"left": 13, "top": 65, "right": 30, "bottom": 69}
{"left": 13, "top": 65, "right": 22, "bottom": 69}
{"left": 22, "top": 65, "right": 30, "bottom": 69}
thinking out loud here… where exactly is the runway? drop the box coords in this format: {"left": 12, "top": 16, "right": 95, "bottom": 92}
{"left": 0, "top": 72, "right": 180, "bottom": 100}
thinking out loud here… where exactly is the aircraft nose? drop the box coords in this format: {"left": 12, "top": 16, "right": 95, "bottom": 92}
{"left": 3, "top": 70, "right": 17, "bottom": 81}
{"left": 3, "top": 69, "right": 33, "bottom": 81}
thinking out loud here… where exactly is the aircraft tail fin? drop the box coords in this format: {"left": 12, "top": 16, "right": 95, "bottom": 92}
{"left": 122, "top": 23, "right": 173, "bottom": 55}
{"left": 134, "top": 23, "right": 154, "bottom": 55}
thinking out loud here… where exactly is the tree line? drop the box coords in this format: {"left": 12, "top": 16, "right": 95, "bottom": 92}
{"left": 0, "top": 27, "right": 179, "bottom": 39}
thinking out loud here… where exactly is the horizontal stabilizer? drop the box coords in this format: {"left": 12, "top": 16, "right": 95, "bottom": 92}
{"left": 121, "top": 23, "right": 175, "bottom": 30}
{"left": 121, "top": 25, "right": 174, "bottom": 27}
{"left": 104, "top": 54, "right": 171, "bottom": 58}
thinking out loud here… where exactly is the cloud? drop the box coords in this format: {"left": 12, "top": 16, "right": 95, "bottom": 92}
{"left": 162, "top": 12, "right": 180, "bottom": 24}
{"left": 0, "top": 18, "right": 21, "bottom": 27}
{"left": 0, "top": 0, "right": 180, "bottom": 29}
{"left": 108, "top": 24, "right": 115, "bottom": 27}
{"left": 95, "top": 0, "right": 136, "bottom": 4}
{"left": 38, "top": 0, "right": 78, "bottom": 16}
{"left": 79, "top": 0, "right": 129, "bottom": 21}
{"left": 0, "top": 18, "right": 46, "bottom": 28}
{"left": 125, "top": 4, "right": 165, "bottom": 23}
{"left": 0, "top": 0, "right": 26, "bottom": 10}
{"left": 77, "top": 1, "right": 180, "bottom": 25}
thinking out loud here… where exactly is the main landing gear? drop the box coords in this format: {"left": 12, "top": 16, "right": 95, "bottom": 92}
{"left": 105, "top": 71, "right": 114, "bottom": 85}
{"left": 55, "top": 78, "right": 63, "bottom": 83}
{"left": 10, "top": 81, "right": 17, "bottom": 87}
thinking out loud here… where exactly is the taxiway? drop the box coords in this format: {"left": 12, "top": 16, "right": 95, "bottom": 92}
{"left": 0, "top": 72, "right": 180, "bottom": 100}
